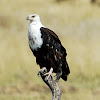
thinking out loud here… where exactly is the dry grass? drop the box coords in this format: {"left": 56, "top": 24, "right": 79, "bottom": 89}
{"left": 0, "top": 0, "right": 100, "bottom": 100}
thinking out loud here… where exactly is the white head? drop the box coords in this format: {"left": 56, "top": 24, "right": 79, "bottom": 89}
{"left": 26, "top": 14, "right": 40, "bottom": 22}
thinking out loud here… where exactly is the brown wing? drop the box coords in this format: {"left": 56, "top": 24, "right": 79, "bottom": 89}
{"left": 40, "top": 27, "right": 70, "bottom": 81}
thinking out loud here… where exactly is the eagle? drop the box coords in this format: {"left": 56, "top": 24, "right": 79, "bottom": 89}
{"left": 26, "top": 14, "right": 70, "bottom": 81}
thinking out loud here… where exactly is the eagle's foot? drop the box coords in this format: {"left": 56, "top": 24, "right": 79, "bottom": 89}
{"left": 37, "top": 67, "right": 47, "bottom": 77}
{"left": 43, "top": 68, "right": 53, "bottom": 80}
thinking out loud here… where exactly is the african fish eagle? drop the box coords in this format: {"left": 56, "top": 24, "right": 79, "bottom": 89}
{"left": 26, "top": 14, "right": 70, "bottom": 81}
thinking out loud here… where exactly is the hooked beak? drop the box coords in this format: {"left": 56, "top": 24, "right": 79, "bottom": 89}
{"left": 26, "top": 16, "right": 30, "bottom": 20}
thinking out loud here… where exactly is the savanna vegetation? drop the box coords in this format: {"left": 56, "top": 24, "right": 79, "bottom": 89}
{"left": 0, "top": 0, "right": 100, "bottom": 100}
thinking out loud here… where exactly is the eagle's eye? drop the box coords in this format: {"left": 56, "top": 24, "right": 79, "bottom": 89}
{"left": 32, "top": 16, "right": 35, "bottom": 18}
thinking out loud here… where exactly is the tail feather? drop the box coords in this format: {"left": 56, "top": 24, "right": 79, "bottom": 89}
{"left": 61, "top": 61, "right": 70, "bottom": 81}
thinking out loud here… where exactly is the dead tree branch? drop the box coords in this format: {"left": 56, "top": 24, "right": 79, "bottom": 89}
{"left": 39, "top": 68, "right": 61, "bottom": 100}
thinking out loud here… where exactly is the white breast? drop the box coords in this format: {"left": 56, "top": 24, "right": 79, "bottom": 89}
{"left": 28, "top": 22, "right": 44, "bottom": 51}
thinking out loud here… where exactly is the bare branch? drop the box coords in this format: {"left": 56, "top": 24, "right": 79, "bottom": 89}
{"left": 39, "top": 68, "right": 61, "bottom": 100}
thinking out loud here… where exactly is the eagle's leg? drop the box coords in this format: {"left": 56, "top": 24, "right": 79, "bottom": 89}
{"left": 55, "top": 68, "right": 62, "bottom": 81}
{"left": 37, "top": 67, "right": 47, "bottom": 77}
{"left": 43, "top": 67, "right": 53, "bottom": 80}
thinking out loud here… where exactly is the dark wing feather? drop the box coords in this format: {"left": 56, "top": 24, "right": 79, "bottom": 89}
{"left": 43, "top": 28, "right": 61, "bottom": 44}
{"left": 40, "top": 27, "right": 70, "bottom": 81}
{"left": 40, "top": 27, "right": 67, "bottom": 57}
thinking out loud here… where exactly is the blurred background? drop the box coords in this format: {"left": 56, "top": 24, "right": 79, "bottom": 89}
{"left": 0, "top": 0, "right": 100, "bottom": 100}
